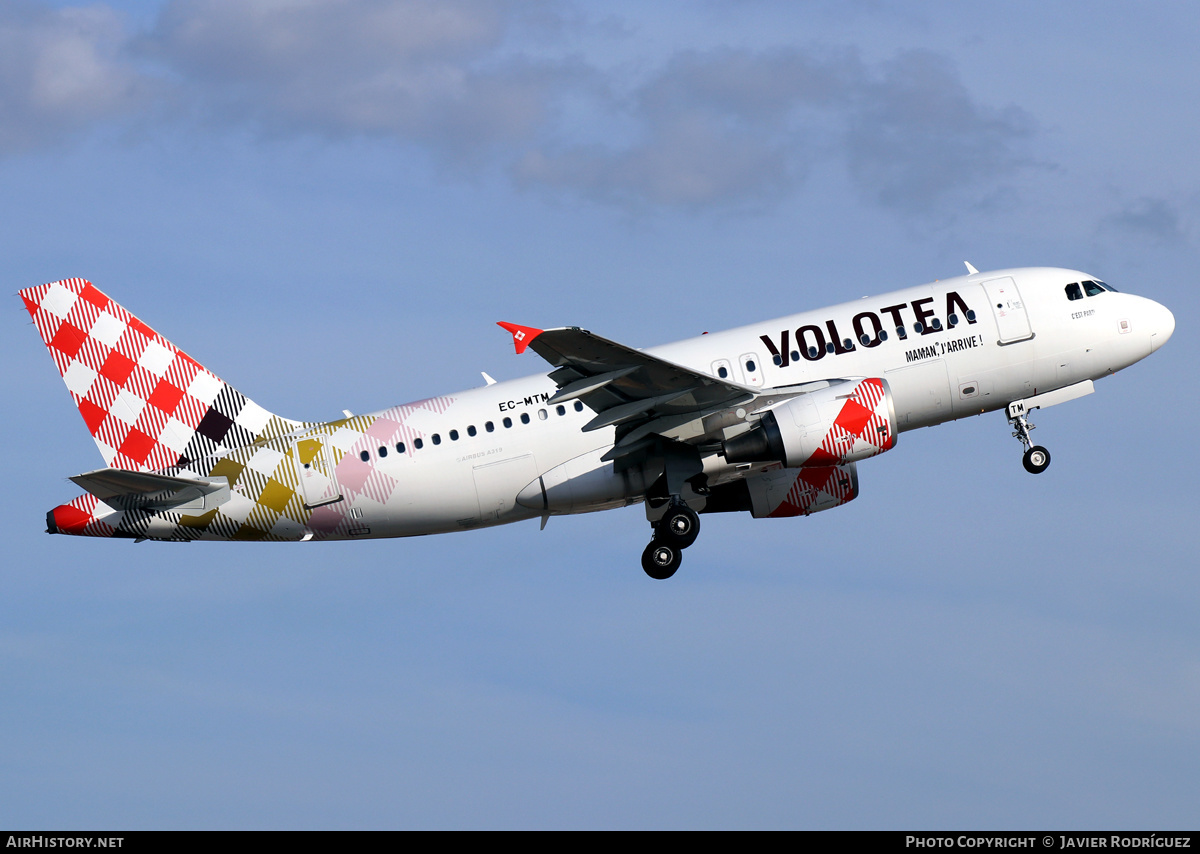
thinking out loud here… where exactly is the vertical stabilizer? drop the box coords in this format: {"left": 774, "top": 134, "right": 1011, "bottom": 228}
{"left": 20, "top": 278, "right": 302, "bottom": 472}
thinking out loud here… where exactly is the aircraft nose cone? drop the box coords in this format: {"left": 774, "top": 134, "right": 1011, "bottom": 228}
{"left": 1148, "top": 299, "right": 1175, "bottom": 352}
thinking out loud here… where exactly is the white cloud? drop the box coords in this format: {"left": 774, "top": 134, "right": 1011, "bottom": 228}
{"left": 0, "top": 1, "right": 1038, "bottom": 215}
{"left": 0, "top": 1, "right": 149, "bottom": 154}
{"left": 844, "top": 50, "right": 1035, "bottom": 212}
{"left": 515, "top": 46, "right": 1035, "bottom": 213}
{"left": 142, "top": 0, "right": 570, "bottom": 157}
{"left": 1101, "top": 197, "right": 1189, "bottom": 245}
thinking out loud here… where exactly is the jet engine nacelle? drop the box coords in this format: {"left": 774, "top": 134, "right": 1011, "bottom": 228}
{"left": 747, "top": 463, "right": 859, "bottom": 517}
{"left": 724, "top": 377, "right": 897, "bottom": 468}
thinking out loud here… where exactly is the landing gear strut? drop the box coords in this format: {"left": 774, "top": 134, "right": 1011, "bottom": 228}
{"left": 1007, "top": 400, "right": 1051, "bottom": 475}
{"left": 640, "top": 442, "right": 706, "bottom": 579}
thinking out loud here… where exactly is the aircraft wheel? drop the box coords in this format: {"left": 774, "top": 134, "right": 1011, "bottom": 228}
{"left": 660, "top": 504, "right": 700, "bottom": 548}
{"left": 642, "top": 539, "right": 682, "bottom": 580}
{"left": 1022, "top": 445, "right": 1051, "bottom": 474}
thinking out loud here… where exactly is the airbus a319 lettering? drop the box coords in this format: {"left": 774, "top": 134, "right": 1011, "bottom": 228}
{"left": 21, "top": 265, "right": 1173, "bottom": 579}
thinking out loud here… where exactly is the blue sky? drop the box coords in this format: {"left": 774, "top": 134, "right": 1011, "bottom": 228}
{"left": 1, "top": 0, "right": 1197, "bottom": 829}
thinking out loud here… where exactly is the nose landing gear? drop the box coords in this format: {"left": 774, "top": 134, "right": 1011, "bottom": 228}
{"left": 1008, "top": 400, "right": 1051, "bottom": 474}
{"left": 1022, "top": 445, "right": 1051, "bottom": 474}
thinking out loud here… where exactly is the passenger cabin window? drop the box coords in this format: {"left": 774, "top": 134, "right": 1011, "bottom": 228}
{"left": 467, "top": 425, "right": 476, "bottom": 437}
{"left": 360, "top": 450, "right": 370, "bottom": 462}
{"left": 378, "top": 446, "right": 388, "bottom": 457}
{"left": 432, "top": 433, "right": 441, "bottom": 445}
{"left": 414, "top": 438, "right": 423, "bottom": 449}
{"left": 1066, "top": 283, "right": 1083, "bottom": 301}
{"left": 556, "top": 405, "right": 565, "bottom": 416}
{"left": 485, "top": 421, "right": 494, "bottom": 432}
{"left": 503, "top": 417, "right": 512, "bottom": 428}
{"left": 449, "top": 429, "right": 459, "bottom": 441}
{"left": 740, "top": 354, "right": 763, "bottom": 387}
{"left": 395, "top": 442, "right": 406, "bottom": 453}
{"left": 574, "top": 401, "right": 584, "bottom": 412}
{"left": 520, "top": 413, "right": 530, "bottom": 424}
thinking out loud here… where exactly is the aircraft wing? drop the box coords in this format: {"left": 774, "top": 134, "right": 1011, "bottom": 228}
{"left": 498, "top": 322, "right": 758, "bottom": 454}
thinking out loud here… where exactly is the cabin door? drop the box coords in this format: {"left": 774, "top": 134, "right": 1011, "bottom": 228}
{"left": 295, "top": 437, "right": 344, "bottom": 508}
{"left": 981, "top": 277, "right": 1034, "bottom": 344}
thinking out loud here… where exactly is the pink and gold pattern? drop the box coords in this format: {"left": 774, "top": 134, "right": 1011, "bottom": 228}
{"left": 22, "top": 279, "right": 458, "bottom": 542}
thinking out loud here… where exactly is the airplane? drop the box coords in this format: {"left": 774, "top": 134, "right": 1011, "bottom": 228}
{"left": 19, "top": 265, "right": 1174, "bottom": 579}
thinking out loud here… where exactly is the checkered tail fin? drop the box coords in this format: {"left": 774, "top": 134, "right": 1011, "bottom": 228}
{"left": 20, "top": 278, "right": 303, "bottom": 473}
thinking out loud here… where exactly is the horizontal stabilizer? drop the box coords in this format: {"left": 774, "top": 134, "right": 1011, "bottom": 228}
{"left": 70, "top": 468, "right": 230, "bottom": 512}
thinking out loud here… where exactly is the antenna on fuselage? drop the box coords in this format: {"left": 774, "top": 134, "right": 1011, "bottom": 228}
{"left": 964, "top": 261, "right": 979, "bottom": 275}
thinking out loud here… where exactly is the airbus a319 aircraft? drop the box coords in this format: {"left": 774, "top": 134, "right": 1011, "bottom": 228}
{"left": 21, "top": 265, "right": 1173, "bottom": 578}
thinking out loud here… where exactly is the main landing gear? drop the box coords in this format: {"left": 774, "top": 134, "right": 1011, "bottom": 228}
{"left": 640, "top": 441, "right": 707, "bottom": 580}
{"left": 642, "top": 500, "right": 700, "bottom": 580}
{"left": 1007, "top": 400, "right": 1051, "bottom": 474}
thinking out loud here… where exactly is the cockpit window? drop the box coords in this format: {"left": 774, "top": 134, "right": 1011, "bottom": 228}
{"left": 1065, "top": 283, "right": 1083, "bottom": 301}
{"left": 1083, "top": 280, "right": 1105, "bottom": 297}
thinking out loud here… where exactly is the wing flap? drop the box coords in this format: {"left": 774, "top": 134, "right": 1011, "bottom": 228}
{"left": 582, "top": 388, "right": 703, "bottom": 432}
{"left": 547, "top": 366, "right": 640, "bottom": 404}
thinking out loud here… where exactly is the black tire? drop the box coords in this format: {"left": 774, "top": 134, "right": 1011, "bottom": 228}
{"left": 659, "top": 504, "right": 700, "bottom": 549}
{"left": 1023, "top": 445, "right": 1051, "bottom": 474}
{"left": 642, "top": 539, "right": 682, "bottom": 580}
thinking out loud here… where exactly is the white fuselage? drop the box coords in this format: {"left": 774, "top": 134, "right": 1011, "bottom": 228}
{"left": 308, "top": 267, "right": 1174, "bottom": 539}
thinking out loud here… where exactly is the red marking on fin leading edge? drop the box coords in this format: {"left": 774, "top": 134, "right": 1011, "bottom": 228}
{"left": 496, "top": 321, "right": 543, "bottom": 355}
{"left": 19, "top": 278, "right": 296, "bottom": 473}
